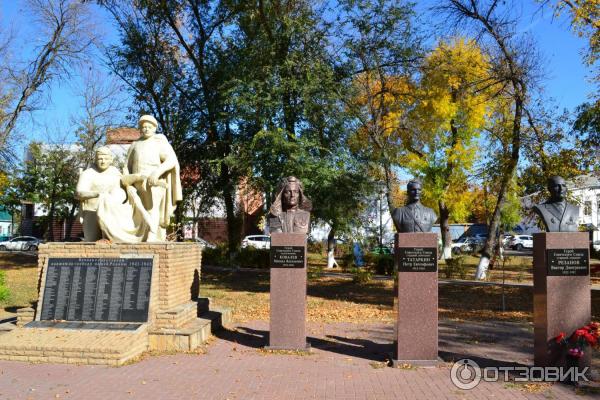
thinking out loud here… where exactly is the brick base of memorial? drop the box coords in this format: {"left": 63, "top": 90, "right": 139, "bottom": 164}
{"left": 0, "top": 242, "right": 225, "bottom": 366}
{"left": 533, "top": 232, "right": 591, "bottom": 370}
{"left": 393, "top": 232, "right": 439, "bottom": 366}
{"left": 267, "top": 233, "right": 310, "bottom": 351}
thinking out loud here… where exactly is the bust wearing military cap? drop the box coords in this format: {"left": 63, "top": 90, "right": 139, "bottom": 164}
{"left": 268, "top": 176, "right": 312, "bottom": 234}
{"left": 392, "top": 180, "right": 437, "bottom": 233}
{"left": 532, "top": 176, "right": 579, "bottom": 232}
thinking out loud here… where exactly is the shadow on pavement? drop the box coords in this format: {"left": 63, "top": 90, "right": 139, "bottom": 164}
{"left": 214, "top": 325, "right": 393, "bottom": 362}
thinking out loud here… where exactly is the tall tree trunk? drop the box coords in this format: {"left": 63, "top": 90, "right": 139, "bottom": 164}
{"left": 438, "top": 199, "right": 452, "bottom": 259}
{"left": 476, "top": 97, "right": 523, "bottom": 279}
{"left": 222, "top": 167, "right": 239, "bottom": 257}
{"left": 326, "top": 226, "right": 337, "bottom": 269}
{"left": 46, "top": 202, "right": 56, "bottom": 242}
{"left": 64, "top": 202, "right": 77, "bottom": 240}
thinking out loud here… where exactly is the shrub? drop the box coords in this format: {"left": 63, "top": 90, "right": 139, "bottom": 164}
{"left": 444, "top": 256, "right": 467, "bottom": 279}
{"left": 202, "top": 244, "right": 230, "bottom": 266}
{"left": 307, "top": 241, "right": 325, "bottom": 255}
{"left": 0, "top": 271, "right": 9, "bottom": 302}
{"left": 339, "top": 252, "right": 355, "bottom": 270}
{"left": 236, "top": 247, "right": 270, "bottom": 268}
{"left": 374, "top": 254, "right": 394, "bottom": 275}
{"left": 350, "top": 266, "right": 372, "bottom": 283}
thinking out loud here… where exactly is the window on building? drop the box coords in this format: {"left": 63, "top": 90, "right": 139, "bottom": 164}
{"left": 585, "top": 201, "right": 592, "bottom": 216}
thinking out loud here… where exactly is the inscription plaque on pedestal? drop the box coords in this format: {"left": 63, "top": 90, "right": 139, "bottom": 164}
{"left": 547, "top": 249, "right": 589, "bottom": 276}
{"left": 270, "top": 246, "right": 305, "bottom": 268}
{"left": 40, "top": 258, "right": 153, "bottom": 323}
{"left": 397, "top": 247, "right": 437, "bottom": 272}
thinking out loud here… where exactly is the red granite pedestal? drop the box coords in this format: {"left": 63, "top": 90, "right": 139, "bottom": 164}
{"left": 267, "top": 233, "right": 310, "bottom": 351}
{"left": 533, "top": 232, "right": 591, "bottom": 369}
{"left": 393, "top": 232, "right": 439, "bottom": 366}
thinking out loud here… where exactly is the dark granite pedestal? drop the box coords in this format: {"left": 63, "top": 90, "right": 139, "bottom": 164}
{"left": 267, "top": 233, "right": 310, "bottom": 351}
{"left": 393, "top": 232, "right": 439, "bottom": 366}
{"left": 533, "top": 232, "right": 591, "bottom": 370}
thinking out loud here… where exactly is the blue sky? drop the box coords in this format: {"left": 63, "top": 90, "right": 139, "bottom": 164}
{"left": 1, "top": 0, "right": 596, "bottom": 155}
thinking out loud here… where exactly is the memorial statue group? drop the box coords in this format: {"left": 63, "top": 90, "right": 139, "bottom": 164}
{"left": 76, "top": 115, "right": 182, "bottom": 243}
{"left": 77, "top": 114, "right": 577, "bottom": 244}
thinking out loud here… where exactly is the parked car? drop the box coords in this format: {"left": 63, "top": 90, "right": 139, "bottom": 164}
{"left": 509, "top": 235, "right": 533, "bottom": 251}
{"left": 593, "top": 240, "right": 600, "bottom": 252}
{"left": 241, "top": 235, "right": 271, "bottom": 250}
{"left": 470, "top": 233, "right": 488, "bottom": 244}
{"left": 450, "top": 236, "right": 479, "bottom": 255}
{"left": 502, "top": 234, "right": 515, "bottom": 248}
{"left": 0, "top": 236, "right": 42, "bottom": 251}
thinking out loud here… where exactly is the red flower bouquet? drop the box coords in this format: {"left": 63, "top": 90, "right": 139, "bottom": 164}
{"left": 555, "top": 322, "right": 600, "bottom": 359}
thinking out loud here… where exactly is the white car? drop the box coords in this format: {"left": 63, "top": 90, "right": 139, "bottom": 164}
{"left": 450, "top": 237, "right": 478, "bottom": 255}
{"left": 241, "top": 235, "right": 270, "bottom": 250}
{"left": 509, "top": 235, "right": 533, "bottom": 251}
{"left": 0, "top": 236, "right": 42, "bottom": 251}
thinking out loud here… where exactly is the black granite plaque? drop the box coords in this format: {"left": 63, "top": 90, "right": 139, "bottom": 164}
{"left": 25, "top": 320, "right": 142, "bottom": 331}
{"left": 40, "top": 258, "right": 153, "bottom": 323}
{"left": 547, "top": 249, "right": 589, "bottom": 276}
{"left": 270, "top": 246, "right": 305, "bottom": 268}
{"left": 397, "top": 247, "right": 437, "bottom": 272}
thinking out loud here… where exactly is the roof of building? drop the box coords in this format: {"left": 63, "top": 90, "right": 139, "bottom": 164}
{"left": 570, "top": 174, "right": 600, "bottom": 189}
{"left": 106, "top": 127, "right": 140, "bottom": 144}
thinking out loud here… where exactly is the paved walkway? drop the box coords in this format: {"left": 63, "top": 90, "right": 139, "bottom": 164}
{"left": 0, "top": 320, "right": 594, "bottom": 399}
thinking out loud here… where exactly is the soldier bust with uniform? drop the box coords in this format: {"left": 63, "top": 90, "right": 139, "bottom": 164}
{"left": 268, "top": 176, "right": 312, "bottom": 234}
{"left": 392, "top": 180, "right": 437, "bottom": 233}
{"left": 532, "top": 176, "right": 579, "bottom": 232}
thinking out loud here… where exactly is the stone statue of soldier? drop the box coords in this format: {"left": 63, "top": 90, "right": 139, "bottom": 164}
{"left": 391, "top": 180, "right": 437, "bottom": 233}
{"left": 532, "top": 176, "right": 579, "bottom": 232}
{"left": 268, "top": 176, "right": 312, "bottom": 234}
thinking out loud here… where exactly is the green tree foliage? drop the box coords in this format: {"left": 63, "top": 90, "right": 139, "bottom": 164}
{"left": 0, "top": 270, "right": 9, "bottom": 302}
{"left": 99, "top": 0, "right": 416, "bottom": 252}
{"left": 17, "top": 143, "right": 82, "bottom": 241}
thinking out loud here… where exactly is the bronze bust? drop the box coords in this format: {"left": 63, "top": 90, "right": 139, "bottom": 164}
{"left": 532, "top": 176, "right": 579, "bottom": 232}
{"left": 268, "top": 176, "right": 312, "bottom": 234}
{"left": 392, "top": 180, "right": 437, "bottom": 233}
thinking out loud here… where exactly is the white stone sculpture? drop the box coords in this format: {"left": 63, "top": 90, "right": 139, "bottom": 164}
{"left": 119, "top": 114, "right": 182, "bottom": 242}
{"left": 76, "top": 115, "right": 182, "bottom": 243}
{"left": 76, "top": 146, "right": 124, "bottom": 242}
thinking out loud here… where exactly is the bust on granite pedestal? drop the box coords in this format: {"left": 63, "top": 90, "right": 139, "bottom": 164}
{"left": 532, "top": 176, "right": 579, "bottom": 232}
{"left": 391, "top": 180, "right": 437, "bottom": 233}
{"left": 532, "top": 176, "right": 590, "bottom": 374}
{"left": 267, "top": 176, "right": 312, "bottom": 351}
{"left": 392, "top": 179, "right": 439, "bottom": 366}
{"left": 268, "top": 176, "right": 311, "bottom": 234}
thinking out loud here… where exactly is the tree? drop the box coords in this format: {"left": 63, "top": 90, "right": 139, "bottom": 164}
{"left": 101, "top": 0, "right": 227, "bottom": 243}
{"left": 18, "top": 142, "right": 82, "bottom": 241}
{"left": 340, "top": 0, "right": 423, "bottom": 215}
{"left": 542, "top": 0, "right": 599, "bottom": 70}
{"left": 439, "top": 0, "right": 542, "bottom": 279}
{"left": 71, "top": 67, "right": 127, "bottom": 169}
{"left": 405, "top": 37, "right": 495, "bottom": 259}
{"left": 0, "top": 0, "right": 97, "bottom": 167}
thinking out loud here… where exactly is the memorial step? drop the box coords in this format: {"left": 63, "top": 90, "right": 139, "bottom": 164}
{"left": 148, "top": 305, "right": 233, "bottom": 351}
{"left": 0, "top": 324, "right": 148, "bottom": 365}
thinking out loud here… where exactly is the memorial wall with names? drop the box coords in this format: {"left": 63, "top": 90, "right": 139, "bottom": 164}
{"left": 40, "top": 258, "right": 153, "bottom": 323}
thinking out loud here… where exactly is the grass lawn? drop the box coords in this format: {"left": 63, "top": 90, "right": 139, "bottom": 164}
{"left": 2, "top": 252, "right": 600, "bottom": 325}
